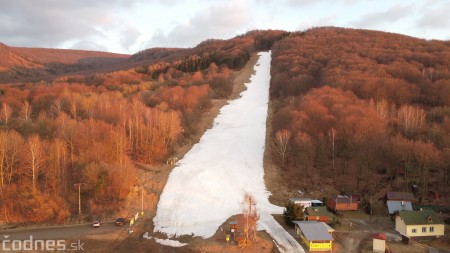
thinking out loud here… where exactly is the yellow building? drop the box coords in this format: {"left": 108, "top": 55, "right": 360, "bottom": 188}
{"left": 293, "top": 221, "right": 334, "bottom": 252}
{"left": 395, "top": 210, "right": 445, "bottom": 238}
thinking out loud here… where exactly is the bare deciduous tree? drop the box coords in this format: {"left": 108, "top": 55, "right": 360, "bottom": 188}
{"left": 51, "top": 99, "right": 63, "bottom": 118}
{"left": 20, "top": 101, "right": 32, "bottom": 121}
{"left": 273, "top": 129, "right": 291, "bottom": 167}
{"left": 24, "top": 135, "right": 45, "bottom": 192}
{"left": 1, "top": 103, "right": 12, "bottom": 125}
{"left": 0, "top": 132, "right": 7, "bottom": 188}
{"left": 236, "top": 193, "right": 259, "bottom": 247}
{"left": 398, "top": 105, "right": 426, "bottom": 137}
{"left": 328, "top": 128, "right": 336, "bottom": 179}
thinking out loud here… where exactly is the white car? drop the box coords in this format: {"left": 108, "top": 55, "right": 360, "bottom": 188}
{"left": 92, "top": 221, "right": 101, "bottom": 228}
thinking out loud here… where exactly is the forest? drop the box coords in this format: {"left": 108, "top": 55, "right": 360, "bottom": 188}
{"left": 269, "top": 27, "right": 450, "bottom": 202}
{"left": 1, "top": 27, "right": 448, "bottom": 224}
{"left": 0, "top": 30, "right": 286, "bottom": 223}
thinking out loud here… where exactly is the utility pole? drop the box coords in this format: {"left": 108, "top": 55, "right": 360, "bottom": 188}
{"left": 74, "top": 183, "right": 86, "bottom": 216}
{"left": 141, "top": 185, "right": 144, "bottom": 213}
{"left": 138, "top": 174, "right": 146, "bottom": 217}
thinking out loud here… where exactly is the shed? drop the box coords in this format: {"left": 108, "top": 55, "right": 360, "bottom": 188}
{"left": 289, "top": 198, "right": 312, "bottom": 210}
{"left": 293, "top": 221, "right": 334, "bottom": 252}
{"left": 305, "top": 206, "right": 330, "bottom": 222}
{"left": 229, "top": 221, "right": 237, "bottom": 233}
{"left": 311, "top": 199, "right": 323, "bottom": 207}
{"left": 327, "top": 195, "right": 358, "bottom": 211}
{"left": 349, "top": 194, "right": 362, "bottom": 202}
{"left": 373, "top": 233, "right": 386, "bottom": 253}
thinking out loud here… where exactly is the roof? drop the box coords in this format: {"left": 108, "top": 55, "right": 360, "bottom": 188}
{"left": 373, "top": 233, "right": 386, "bottom": 240}
{"left": 292, "top": 221, "right": 334, "bottom": 241}
{"left": 289, "top": 198, "right": 312, "bottom": 202}
{"left": 321, "top": 222, "right": 334, "bottom": 233}
{"left": 311, "top": 200, "right": 323, "bottom": 204}
{"left": 386, "top": 192, "right": 414, "bottom": 201}
{"left": 399, "top": 210, "right": 443, "bottom": 225}
{"left": 387, "top": 200, "right": 413, "bottom": 214}
{"left": 306, "top": 206, "right": 329, "bottom": 217}
{"left": 332, "top": 195, "right": 358, "bottom": 203}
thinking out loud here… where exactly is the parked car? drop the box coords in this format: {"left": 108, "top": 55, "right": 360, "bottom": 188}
{"left": 115, "top": 217, "right": 127, "bottom": 226}
{"left": 92, "top": 220, "right": 101, "bottom": 228}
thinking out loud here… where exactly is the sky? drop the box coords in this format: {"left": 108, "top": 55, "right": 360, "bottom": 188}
{"left": 0, "top": 0, "right": 449, "bottom": 54}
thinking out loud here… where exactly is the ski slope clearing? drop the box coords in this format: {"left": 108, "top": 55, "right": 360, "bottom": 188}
{"left": 153, "top": 51, "right": 304, "bottom": 253}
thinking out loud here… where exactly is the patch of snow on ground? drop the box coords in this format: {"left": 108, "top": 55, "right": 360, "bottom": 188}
{"left": 143, "top": 232, "right": 188, "bottom": 247}
{"left": 153, "top": 52, "right": 304, "bottom": 253}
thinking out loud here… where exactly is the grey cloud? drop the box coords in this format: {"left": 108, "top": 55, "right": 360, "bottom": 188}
{"left": 118, "top": 24, "right": 142, "bottom": 52}
{"left": 350, "top": 4, "right": 414, "bottom": 27}
{"left": 417, "top": 2, "right": 450, "bottom": 29}
{"left": 149, "top": 1, "right": 250, "bottom": 48}
{"left": 70, "top": 40, "right": 109, "bottom": 52}
{"left": 0, "top": 0, "right": 140, "bottom": 50}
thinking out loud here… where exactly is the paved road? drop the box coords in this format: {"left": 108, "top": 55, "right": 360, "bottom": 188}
{"left": 0, "top": 222, "right": 124, "bottom": 241}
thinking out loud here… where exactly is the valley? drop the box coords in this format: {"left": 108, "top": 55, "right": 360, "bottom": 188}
{"left": 0, "top": 27, "right": 449, "bottom": 252}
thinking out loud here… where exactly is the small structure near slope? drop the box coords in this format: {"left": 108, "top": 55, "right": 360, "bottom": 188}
{"left": 292, "top": 221, "right": 334, "bottom": 252}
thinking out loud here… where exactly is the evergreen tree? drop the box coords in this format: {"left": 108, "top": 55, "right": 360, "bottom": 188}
{"left": 283, "top": 201, "right": 304, "bottom": 225}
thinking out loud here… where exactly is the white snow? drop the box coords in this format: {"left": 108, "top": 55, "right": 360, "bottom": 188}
{"left": 153, "top": 51, "right": 304, "bottom": 253}
{"left": 143, "top": 232, "right": 188, "bottom": 247}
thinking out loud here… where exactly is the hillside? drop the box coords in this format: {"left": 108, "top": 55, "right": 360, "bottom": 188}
{"left": 0, "top": 43, "right": 130, "bottom": 83}
{"left": 266, "top": 27, "right": 450, "bottom": 207}
{"left": 0, "top": 27, "right": 448, "bottom": 227}
{"left": 0, "top": 30, "right": 287, "bottom": 84}
{"left": 0, "top": 30, "right": 286, "bottom": 224}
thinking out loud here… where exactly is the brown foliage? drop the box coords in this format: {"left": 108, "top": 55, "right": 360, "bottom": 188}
{"left": 270, "top": 27, "right": 449, "bottom": 195}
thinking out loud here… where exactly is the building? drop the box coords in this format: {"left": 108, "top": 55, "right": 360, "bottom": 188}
{"left": 311, "top": 199, "right": 323, "bottom": 207}
{"left": 372, "top": 233, "right": 386, "bottom": 253}
{"left": 305, "top": 206, "right": 330, "bottom": 222}
{"left": 387, "top": 200, "right": 413, "bottom": 215}
{"left": 395, "top": 210, "right": 445, "bottom": 239}
{"left": 293, "top": 221, "right": 334, "bottom": 252}
{"left": 327, "top": 195, "right": 358, "bottom": 211}
{"left": 289, "top": 198, "right": 312, "bottom": 210}
{"left": 349, "top": 194, "right": 362, "bottom": 202}
{"left": 386, "top": 191, "right": 415, "bottom": 215}
{"left": 386, "top": 192, "right": 414, "bottom": 202}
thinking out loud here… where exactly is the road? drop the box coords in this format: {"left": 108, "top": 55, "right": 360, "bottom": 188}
{"left": 0, "top": 222, "right": 125, "bottom": 241}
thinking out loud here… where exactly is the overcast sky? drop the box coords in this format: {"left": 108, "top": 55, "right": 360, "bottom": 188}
{"left": 0, "top": 0, "right": 449, "bottom": 54}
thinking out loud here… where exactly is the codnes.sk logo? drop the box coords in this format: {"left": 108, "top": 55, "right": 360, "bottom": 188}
{"left": 1, "top": 235, "right": 84, "bottom": 251}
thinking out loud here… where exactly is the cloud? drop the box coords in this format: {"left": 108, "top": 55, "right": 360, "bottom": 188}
{"left": 285, "top": 0, "right": 321, "bottom": 7}
{"left": 0, "top": 0, "right": 139, "bottom": 51}
{"left": 285, "top": 0, "right": 360, "bottom": 7}
{"left": 296, "top": 15, "right": 337, "bottom": 31}
{"left": 417, "top": 2, "right": 450, "bottom": 29}
{"left": 149, "top": 0, "right": 250, "bottom": 48}
{"left": 70, "top": 40, "right": 109, "bottom": 52}
{"left": 350, "top": 4, "right": 414, "bottom": 28}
